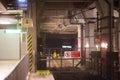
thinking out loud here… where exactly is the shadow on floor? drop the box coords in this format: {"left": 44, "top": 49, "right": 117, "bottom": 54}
{"left": 52, "top": 70, "right": 106, "bottom": 80}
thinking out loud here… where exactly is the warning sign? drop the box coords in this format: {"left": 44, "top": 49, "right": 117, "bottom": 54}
{"left": 64, "top": 51, "right": 80, "bottom": 58}
{"left": 21, "top": 18, "right": 33, "bottom": 28}
{"left": 64, "top": 51, "right": 71, "bottom": 58}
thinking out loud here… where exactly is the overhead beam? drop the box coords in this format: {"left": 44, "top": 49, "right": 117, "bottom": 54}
{"left": 0, "top": 1, "right": 6, "bottom": 11}
{"left": 44, "top": 2, "right": 74, "bottom": 10}
{"left": 45, "top": 33, "right": 77, "bottom": 39}
{"left": 36, "top": 0, "right": 45, "bottom": 37}
{"left": 44, "top": 1, "right": 95, "bottom": 10}
{"left": 46, "top": 0, "right": 95, "bottom": 2}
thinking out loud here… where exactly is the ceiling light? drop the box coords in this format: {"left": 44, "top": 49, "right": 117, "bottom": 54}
{"left": 0, "top": 21, "right": 11, "bottom": 24}
{"left": 0, "top": 18, "right": 18, "bottom": 24}
{"left": 5, "top": 29, "right": 21, "bottom": 33}
{"left": 18, "top": 0, "right": 26, "bottom": 2}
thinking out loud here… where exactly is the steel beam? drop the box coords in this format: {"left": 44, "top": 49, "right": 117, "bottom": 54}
{"left": 45, "top": 0, "right": 95, "bottom": 2}
{"left": 36, "top": 0, "right": 45, "bottom": 37}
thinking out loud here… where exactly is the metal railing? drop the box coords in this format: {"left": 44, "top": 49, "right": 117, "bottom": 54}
{"left": 88, "top": 51, "right": 120, "bottom": 80}
{"left": 39, "top": 48, "right": 82, "bottom": 72}
{"left": 5, "top": 54, "right": 29, "bottom": 80}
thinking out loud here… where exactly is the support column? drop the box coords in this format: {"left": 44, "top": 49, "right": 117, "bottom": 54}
{"left": 88, "top": 23, "right": 95, "bottom": 52}
{"left": 85, "top": 23, "right": 95, "bottom": 68}
{"left": 118, "top": 10, "right": 120, "bottom": 63}
{"left": 84, "top": 23, "right": 95, "bottom": 58}
{"left": 27, "top": 34, "right": 33, "bottom": 72}
{"left": 77, "top": 25, "right": 81, "bottom": 52}
{"left": 36, "top": 0, "right": 45, "bottom": 71}
{"left": 78, "top": 24, "right": 86, "bottom": 65}
{"left": 36, "top": 0, "right": 45, "bottom": 37}
{"left": 27, "top": 0, "right": 37, "bottom": 72}
{"left": 97, "top": 0, "right": 114, "bottom": 79}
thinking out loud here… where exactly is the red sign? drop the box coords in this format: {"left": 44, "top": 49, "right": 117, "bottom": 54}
{"left": 64, "top": 51, "right": 80, "bottom": 58}
{"left": 71, "top": 51, "right": 80, "bottom": 57}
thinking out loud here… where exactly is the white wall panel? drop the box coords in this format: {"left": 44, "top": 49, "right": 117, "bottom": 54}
{"left": 0, "top": 30, "right": 20, "bottom": 60}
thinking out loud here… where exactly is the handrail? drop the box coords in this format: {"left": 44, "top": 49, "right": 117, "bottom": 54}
{"left": 5, "top": 54, "right": 29, "bottom": 80}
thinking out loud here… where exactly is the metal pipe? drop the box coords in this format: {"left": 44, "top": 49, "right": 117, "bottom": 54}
{"left": 81, "top": 24, "right": 84, "bottom": 65}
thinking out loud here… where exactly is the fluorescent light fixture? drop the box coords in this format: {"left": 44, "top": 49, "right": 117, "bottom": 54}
{"left": 19, "top": 4, "right": 27, "bottom": 7}
{"left": 0, "top": 18, "right": 18, "bottom": 24}
{"left": 0, "top": 21, "right": 11, "bottom": 24}
{"left": 6, "top": 29, "right": 21, "bottom": 33}
{"left": 62, "top": 45, "right": 72, "bottom": 48}
{"left": 17, "top": 0, "right": 27, "bottom": 10}
{"left": 17, "top": 0, "right": 27, "bottom": 5}
{"left": 18, "top": 0, "right": 26, "bottom": 2}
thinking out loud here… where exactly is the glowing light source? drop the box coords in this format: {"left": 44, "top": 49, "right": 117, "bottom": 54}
{"left": 101, "top": 42, "right": 108, "bottom": 48}
{"left": 85, "top": 43, "right": 89, "bottom": 48}
{"left": 0, "top": 18, "right": 18, "bottom": 24}
{"left": 17, "top": 0, "right": 27, "bottom": 10}
{"left": 0, "top": 21, "right": 11, "bottom": 24}
{"left": 18, "top": 0, "right": 26, "bottom": 2}
{"left": 62, "top": 45, "right": 72, "bottom": 48}
{"left": 77, "top": 38, "right": 81, "bottom": 51}
{"left": 95, "top": 45, "right": 99, "bottom": 50}
{"left": 6, "top": 29, "right": 21, "bottom": 33}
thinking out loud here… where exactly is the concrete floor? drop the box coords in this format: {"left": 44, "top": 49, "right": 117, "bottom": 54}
{"left": 29, "top": 73, "right": 55, "bottom": 80}
{"left": 0, "top": 60, "right": 18, "bottom": 80}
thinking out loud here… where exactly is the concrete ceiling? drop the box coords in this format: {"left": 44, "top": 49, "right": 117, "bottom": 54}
{"left": 0, "top": 0, "right": 97, "bottom": 34}
{"left": 0, "top": 2, "right": 6, "bottom": 12}
{"left": 0, "top": 0, "right": 23, "bottom": 29}
{"left": 39, "top": 0, "right": 96, "bottom": 34}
